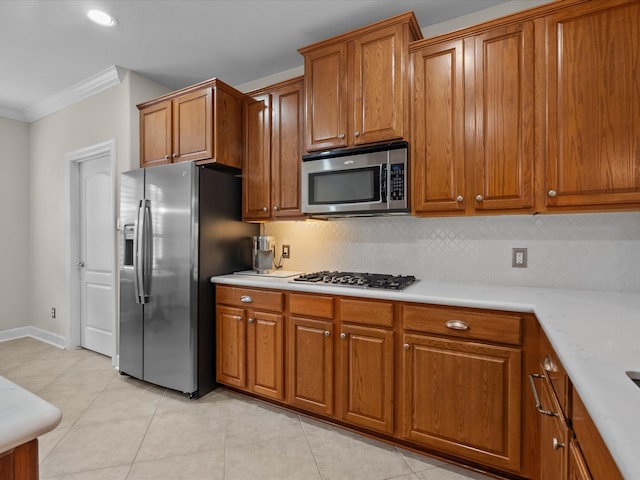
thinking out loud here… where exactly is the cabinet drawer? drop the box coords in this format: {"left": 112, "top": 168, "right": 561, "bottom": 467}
{"left": 216, "top": 285, "right": 284, "bottom": 312}
{"left": 290, "top": 293, "right": 334, "bottom": 319}
{"left": 339, "top": 298, "right": 394, "bottom": 327}
{"left": 402, "top": 304, "right": 521, "bottom": 345}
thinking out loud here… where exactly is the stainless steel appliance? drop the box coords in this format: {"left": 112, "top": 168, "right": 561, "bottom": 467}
{"left": 252, "top": 235, "right": 275, "bottom": 273}
{"left": 292, "top": 271, "right": 417, "bottom": 290}
{"left": 119, "top": 162, "right": 258, "bottom": 398}
{"left": 301, "top": 141, "right": 409, "bottom": 216}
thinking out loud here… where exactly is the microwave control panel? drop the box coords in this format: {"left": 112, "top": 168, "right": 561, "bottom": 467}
{"left": 390, "top": 163, "right": 405, "bottom": 201}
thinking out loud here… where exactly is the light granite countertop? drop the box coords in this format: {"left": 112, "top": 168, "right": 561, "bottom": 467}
{"left": 212, "top": 273, "right": 640, "bottom": 479}
{"left": 0, "top": 376, "right": 62, "bottom": 454}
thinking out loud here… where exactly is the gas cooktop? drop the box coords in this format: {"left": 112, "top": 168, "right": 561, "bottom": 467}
{"left": 292, "top": 271, "right": 417, "bottom": 290}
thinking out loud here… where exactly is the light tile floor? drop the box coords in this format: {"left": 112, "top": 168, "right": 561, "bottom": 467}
{"left": 0, "top": 337, "right": 498, "bottom": 480}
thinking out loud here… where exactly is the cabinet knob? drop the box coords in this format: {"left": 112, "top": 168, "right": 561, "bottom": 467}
{"left": 240, "top": 295, "right": 253, "bottom": 303}
{"left": 456, "top": 195, "right": 464, "bottom": 203}
{"left": 248, "top": 318, "right": 255, "bottom": 324}
{"left": 475, "top": 194, "right": 484, "bottom": 202}
{"left": 403, "top": 343, "right": 410, "bottom": 350}
{"left": 234, "top": 316, "right": 242, "bottom": 322}
{"left": 262, "top": 207, "right": 268, "bottom": 212}
{"left": 548, "top": 190, "right": 557, "bottom": 197}
{"left": 340, "top": 333, "right": 347, "bottom": 340}
{"left": 324, "top": 330, "right": 330, "bottom": 337}
{"left": 273, "top": 206, "right": 279, "bottom": 211}
{"left": 552, "top": 438, "right": 565, "bottom": 450}
{"left": 338, "top": 133, "right": 345, "bottom": 139}
{"left": 172, "top": 153, "right": 178, "bottom": 158}
{"left": 164, "top": 155, "right": 170, "bottom": 160}
{"left": 354, "top": 131, "right": 360, "bottom": 137}
{"left": 542, "top": 356, "right": 558, "bottom": 373}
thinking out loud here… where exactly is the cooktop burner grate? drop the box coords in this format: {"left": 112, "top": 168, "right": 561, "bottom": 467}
{"left": 292, "top": 271, "right": 417, "bottom": 290}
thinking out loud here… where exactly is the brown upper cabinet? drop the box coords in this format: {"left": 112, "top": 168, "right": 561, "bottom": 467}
{"left": 243, "top": 77, "right": 305, "bottom": 221}
{"left": 299, "top": 12, "right": 422, "bottom": 152}
{"left": 410, "top": 20, "right": 535, "bottom": 215}
{"left": 411, "top": 0, "right": 640, "bottom": 216}
{"left": 536, "top": 0, "right": 640, "bottom": 211}
{"left": 137, "top": 78, "right": 246, "bottom": 169}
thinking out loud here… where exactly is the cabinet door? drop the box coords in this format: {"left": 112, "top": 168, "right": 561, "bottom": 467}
{"left": 271, "top": 80, "right": 304, "bottom": 218}
{"left": 247, "top": 311, "right": 283, "bottom": 400}
{"left": 172, "top": 87, "right": 213, "bottom": 163}
{"left": 243, "top": 94, "right": 271, "bottom": 220}
{"left": 402, "top": 334, "right": 521, "bottom": 472}
{"left": 216, "top": 305, "right": 246, "bottom": 389}
{"left": 304, "top": 42, "right": 348, "bottom": 151}
{"left": 472, "top": 22, "right": 534, "bottom": 212}
{"left": 288, "top": 316, "right": 334, "bottom": 415}
{"left": 139, "top": 100, "right": 172, "bottom": 168}
{"left": 538, "top": 375, "right": 569, "bottom": 480}
{"left": 568, "top": 439, "right": 593, "bottom": 480}
{"left": 352, "top": 23, "right": 404, "bottom": 146}
{"left": 411, "top": 39, "right": 466, "bottom": 214}
{"left": 340, "top": 324, "right": 394, "bottom": 434}
{"left": 542, "top": 0, "right": 640, "bottom": 208}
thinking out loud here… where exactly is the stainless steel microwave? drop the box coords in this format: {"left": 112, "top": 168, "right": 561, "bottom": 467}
{"left": 301, "top": 141, "right": 409, "bottom": 216}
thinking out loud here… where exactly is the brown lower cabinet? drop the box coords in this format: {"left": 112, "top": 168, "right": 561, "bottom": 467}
{"left": 215, "top": 284, "right": 621, "bottom": 480}
{"left": 532, "top": 333, "right": 623, "bottom": 480}
{"left": 215, "top": 287, "right": 285, "bottom": 401}
{"left": 0, "top": 439, "right": 38, "bottom": 480}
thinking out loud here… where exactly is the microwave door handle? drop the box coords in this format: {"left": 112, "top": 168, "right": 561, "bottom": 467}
{"left": 381, "top": 163, "right": 388, "bottom": 204}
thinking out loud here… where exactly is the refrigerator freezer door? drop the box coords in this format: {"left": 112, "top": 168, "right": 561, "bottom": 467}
{"left": 143, "top": 162, "right": 198, "bottom": 393}
{"left": 119, "top": 169, "right": 144, "bottom": 380}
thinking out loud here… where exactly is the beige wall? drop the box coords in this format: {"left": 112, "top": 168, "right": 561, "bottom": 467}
{"left": 0, "top": 118, "right": 30, "bottom": 330}
{"left": 27, "top": 71, "right": 168, "bottom": 337}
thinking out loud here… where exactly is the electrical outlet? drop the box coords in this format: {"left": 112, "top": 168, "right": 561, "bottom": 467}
{"left": 512, "top": 248, "right": 528, "bottom": 268}
{"left": 282, "top": 244, "right": 290, "bottom": 259}
{"left": 51, "top": 307, "right": 56, "bottom": 319}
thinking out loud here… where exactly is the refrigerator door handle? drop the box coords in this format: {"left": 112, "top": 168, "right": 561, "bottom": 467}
{"left": 134, "top": 199, "right": 151, "bottom": 304}
{"left": 141, "top": 199, "right": 152, "bottom": 301}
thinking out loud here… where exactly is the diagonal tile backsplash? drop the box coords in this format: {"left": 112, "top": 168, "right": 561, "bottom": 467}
{"left": 265, "top": 212, "right": 640, "bottom": 293}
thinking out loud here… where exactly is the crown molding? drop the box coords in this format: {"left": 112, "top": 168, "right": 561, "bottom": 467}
{"left": 0, "top": 106, "right": 29, "bottom": 123}
{"left": 20, "top": 65, "right": 126, "bottom": 123}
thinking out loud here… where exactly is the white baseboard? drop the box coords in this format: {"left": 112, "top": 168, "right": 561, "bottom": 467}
{"left": 0, "top": 326, "right": 66, "bottom": 349}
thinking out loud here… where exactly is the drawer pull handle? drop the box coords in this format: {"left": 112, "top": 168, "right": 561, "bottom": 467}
{"left": 248, "top": 318, "right": 255, "bottom": 324}
{"left": 324, "top": 330, "right": 330, "bottom": 337}
{"left": 445, "top": 320, "right": 470, "bottom": 331}
{"left": 234, "top": 316, "right": 242, "bottom": 322}
{"left": 552, "top": 437, "right": 565, "bottom": 450}
{"left": 403, "top": 343, "right": 410, "bottom": 350}
{"left": 528, "top": 373, "right": 558, "bottom": 417}
{"left": 240, "top": 295, "right": 253, "bottom": 303}
{"left": 340, "top": 333, "right": 347, "bottom": 340}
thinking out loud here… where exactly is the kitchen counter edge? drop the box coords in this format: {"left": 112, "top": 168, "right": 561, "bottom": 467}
{"left": 0, "top": 376, "right": 62, "bottom": 454}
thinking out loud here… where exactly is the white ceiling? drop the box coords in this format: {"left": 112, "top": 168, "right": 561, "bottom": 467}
{"left": 0, "top": 0, "right": 515, "bottom": 122}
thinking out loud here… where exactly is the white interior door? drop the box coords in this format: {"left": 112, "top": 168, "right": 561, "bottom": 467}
{"left": 78, "top": 155, "right": 114, "bottom": 356}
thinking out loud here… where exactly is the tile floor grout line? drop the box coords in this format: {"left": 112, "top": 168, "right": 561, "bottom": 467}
{"left": 298, "top": 414, "right": 325, "bottom": 480}
{"left": 124, "top": 385, "right": 168, "bottom": 478}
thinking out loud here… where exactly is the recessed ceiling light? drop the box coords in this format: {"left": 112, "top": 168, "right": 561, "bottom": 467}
{"left": 87, "top": 9, "right": 118, "bottom": 27}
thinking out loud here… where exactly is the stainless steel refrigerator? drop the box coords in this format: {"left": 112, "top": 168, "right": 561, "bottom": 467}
{"left": 119, "top": 162, "right": 258, "bottom": 398}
